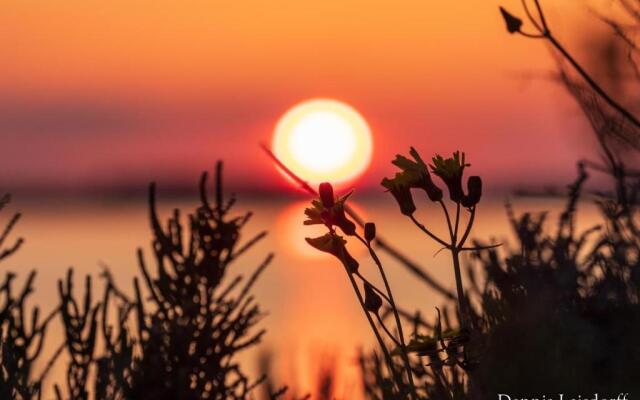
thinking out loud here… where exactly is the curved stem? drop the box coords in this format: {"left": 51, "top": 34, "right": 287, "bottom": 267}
{"left": 37, "top": 342, "right": 65, "bottom": 384}
{"left": 375, "top": 313, "right": 402, "bottom": 347}
{"left": 451, "top": 249, "right": 469, "bottom": 330}
{"left": 457, "top": 207, "right": 476, "bottom": 248}
{"left": 260, "top": 144, "right": 454, "bottom": 301}
{"left": 519, "top": 0, "right": 640, "bottom": 130}
{"left": 521, "top": 0, "right": 542, "bottom": 31}
{"left": 546, "top": 33, "right": 640, "bottom": 128}
{"left": 453, "top": 202, "right": 461, "bottom": 242}
{"left": 375, "top": 238, "right": 457, "bottom": 300}
{"left": 344, "top": 268, "right": 402, "bottom": 392}
{"left": 533, "top": 0, "right": 548, "bottom": 31}
{"left": 409, "top": 215, "right": 450, "bottom": 249}
{"left": 460, "top": 243, "right": 502, "bottom": 252}
{"left": 439, "top": 200, "right": 454, "bottom": 239}
{"left": 518, "top": 31, "right": 546, "bottom": 39}
{"left": 356, "top": 234, "right": 418, "bottom": 398}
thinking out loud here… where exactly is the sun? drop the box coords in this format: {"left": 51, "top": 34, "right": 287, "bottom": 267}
{"left": 273, "top": 99, "right": 373, "bottom": 186}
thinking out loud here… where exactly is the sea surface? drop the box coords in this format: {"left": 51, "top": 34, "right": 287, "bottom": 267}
{"left": 3, "top": 192, "right": 602, "bottom": 398}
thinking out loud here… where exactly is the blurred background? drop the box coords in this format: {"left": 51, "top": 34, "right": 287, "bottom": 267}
{"left": 1, "top": 0, "right": 637, "bottom": 396}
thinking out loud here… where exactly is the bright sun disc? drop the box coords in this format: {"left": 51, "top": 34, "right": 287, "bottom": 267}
{"left": 273, "top": 99, "right": 373, "bottom": 186}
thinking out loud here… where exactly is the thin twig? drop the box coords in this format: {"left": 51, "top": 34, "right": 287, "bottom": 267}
{"left": 260, "top": 143, "right": 456, "bottom": 299}
{"left": 409, "top": 215, "right": 450, "bottom": 249}
{"left": 516, "top": 1, "right": 640, "bottom": 129}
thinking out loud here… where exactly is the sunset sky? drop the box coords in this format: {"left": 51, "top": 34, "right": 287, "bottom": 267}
{"left": 0, "top": 1, "right": 622, "bottom": 193}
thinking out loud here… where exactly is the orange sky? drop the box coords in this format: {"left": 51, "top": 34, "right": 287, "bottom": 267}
{"left": 0, "top": 1, "right": 625, "bottom": 193}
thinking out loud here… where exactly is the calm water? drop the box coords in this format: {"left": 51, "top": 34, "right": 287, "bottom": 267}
{"left": 4, "top": 193, "right": 601, "bottom": 398}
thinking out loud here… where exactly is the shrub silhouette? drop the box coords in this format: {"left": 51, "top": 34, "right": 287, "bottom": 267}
{"left": 110, "top": 162, "right": 272, "bottom": 399}
{"left": 0, "top": 163, "right": 281, "bottom": 399}
{"left": 354, "top": 154, "right": 639, "bottom": 399}
{"left": 0, "top": 195, "right": 56, "bottom": 399}
{"left": 469, "top": 163, "right": 640, "bottom": 395}
{"left": 354, "top": 2, "right": 640, "bottom": 398}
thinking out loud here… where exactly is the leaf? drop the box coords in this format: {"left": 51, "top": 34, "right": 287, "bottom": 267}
{"left": 305, "top": 233, "right": 345, "bottom": 255}
{"left": 363, "top": 282, "right": 382, "bottom": 314}
{"left": 434, "top": 307, "right": 442, "bottom": 341}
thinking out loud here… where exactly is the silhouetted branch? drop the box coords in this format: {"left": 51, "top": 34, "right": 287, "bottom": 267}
{"left": 260, "top": 143, "right": 456, "bottom": 300}
{"left": 500, "top": 0, "right": 640, "bottom": 132}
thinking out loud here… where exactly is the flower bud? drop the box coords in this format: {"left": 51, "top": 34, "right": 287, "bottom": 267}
{"left": 319, "top": 182, "right": 335, "bottom": 208}
{"left": 461, "top": 176, "right": 482, "bottom": 208}
{"left": 363, "top": 282, "right": 382, "bottom": 314}
{"left": 364, "top": 222, "right": 376, "bottom": 243}
{"left": 423, "top": 181, "right": 443, "bottom": 202}
{"left": 430, "top": 152, "right": 468, "bottom": 203}
{"left": 381, "top": 177, "right": 416, "bottom": 216}
{"left": 448, "top": 181, "right": 465, "bottom": 203}
{"left": 499, "top": 7, "right": 523, "bottom": 34}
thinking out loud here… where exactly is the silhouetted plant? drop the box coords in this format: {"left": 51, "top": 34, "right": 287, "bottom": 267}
{"left": 121, "top": 162, "right": 273, "bottom": 399}
{"left": 464, "top": 159, "right": 640, "bottom": 395}
{"left": 55, "top": 270, "right": 100, "bottom": 400}
{"left": 302, "top": 148, "right": 492, "bottom": 399}
{"left": 0, "top": 195, "right": 58, "bottom": 400}
{"left": 356, "top": 155, "right": 638, "bottom": 398}
{"left": 0, "top": 195, "right": 23, "bottom": 262}
{"left": 18, "top": 162, "right": 280, "bottom": 400}
{"left": 304, "top": 182, "right": 418, "bottom": 399}
{"left": 499, "top": 0, "right": 640, "bottom": 137}
{"left": 261, "top": 144, "right": 457, "bottom": 302}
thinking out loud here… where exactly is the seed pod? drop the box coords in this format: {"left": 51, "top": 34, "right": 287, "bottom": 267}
{"left": 363, "top": 282, "right": 382, "bottom": 314}
{"left": 364, "top": 222, "right": 376, "bottom": 243}
{"left": 319, "top": 182, "right": 335, "bottom": 208}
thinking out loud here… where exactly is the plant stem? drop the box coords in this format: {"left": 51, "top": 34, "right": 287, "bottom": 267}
{"left": 375, "top": 313, "right": 402, "bottom": 347}
{"left": 518, "top": 0, "right": 640, "bottom": 129}
{"left": 453, "top": 202, "right": 461, "bottom": 241}
{"left": 546, "top": 33, "right": 640, "bottom": 128}
{"left": 357, "top": 235, "right": 418, "bottom": 398}
{"left": 409, "top": 215, "right": 450, "bottom": 249}
{"left": 451, "top": 248, "right": 469, "bottom": 330}
{"left": 344, "top": 268, "right": 403, "bottom": 393}
{"left": 458, "top": 207, "right": 476, "bottom": 248}
{"left": 439, "top": 200, "right": 454, "bottom": 238}
{"left": 260, "top": 143, "right": 456, "bottom": 299}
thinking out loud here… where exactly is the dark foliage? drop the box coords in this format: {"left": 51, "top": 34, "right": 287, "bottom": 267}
{"left": 357, "top": 2, "right": 640, "bottom": 398}
{"left": 116, "top": 162, "right": 273, "bottom": 399}
{"left": 0, "top": 196, "right": 57, "bottom": 400}
{"left": 360, "top": 155, "right": 639, "bottom": 399}
{"left": 469, "top": 163, "right": 640, "bottom": 395}
{"left": 1, "top": 163, "right": 279, "bottom": 399}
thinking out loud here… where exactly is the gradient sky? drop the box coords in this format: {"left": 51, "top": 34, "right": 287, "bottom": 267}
{"left": 0, "top": 1, "right": 626, "bottom": 193}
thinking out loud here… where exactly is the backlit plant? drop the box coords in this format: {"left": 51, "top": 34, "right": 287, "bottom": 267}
{"left": 304, "top": 148, "right": 491, "bottom": 398}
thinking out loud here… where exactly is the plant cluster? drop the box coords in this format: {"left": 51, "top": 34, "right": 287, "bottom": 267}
{"left": 304, "top": 148, "right": 491, "bottom": 399}
{"left": 0, "top": 163, "right": 282, "bottom": 400}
